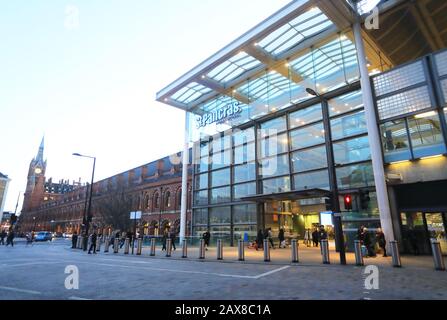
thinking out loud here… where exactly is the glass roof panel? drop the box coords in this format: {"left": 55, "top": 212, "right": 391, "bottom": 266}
{"left": 258, "top": 7, "right": 334, "bottom": 56}
{"left": 171, "top": 82, "right": 213, "bottom": 104}
{"left": 206, "top": 52, "right": 264, "bottom": 84}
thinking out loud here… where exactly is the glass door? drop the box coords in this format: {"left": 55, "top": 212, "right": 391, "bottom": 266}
{"left": 425, "top": 213, "right": 447, "bottom": 255}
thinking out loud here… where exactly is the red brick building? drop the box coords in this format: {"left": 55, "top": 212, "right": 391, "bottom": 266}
{"left": 19, "top": 139, "right": 192, "bottom": 236}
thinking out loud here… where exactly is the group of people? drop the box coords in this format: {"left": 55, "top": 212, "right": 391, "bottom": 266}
{"left": 253, "top": 228, "right": 280, "bottom": 250}
{"left": 161, "top": 229, "right": 177, "bottom": 251}
{"left": 0, "top": 228, "right": 15, "bottom": 246}
{"left": 357, "top": 226, "right": 387, "bottom": 258}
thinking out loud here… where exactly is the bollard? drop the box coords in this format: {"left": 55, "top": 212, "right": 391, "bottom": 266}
{"left": 124, "top": 238, "right": 130, "bottom": 254}
{"left": 263, "top": 239, "right": 270, "bottom": 262}
{"left": 150, "top": 238, "right": 156, "bottom": 256}
{"left": 182, "top": 239, "right": 188, "bottom": 259}
{"left": 96, "top": 237, "right": 101, "bottom": 253}
{"left": 390, "top": 240, "right": 401, "bottom": 268}
{"left": 77, "top": 236, "right": 82, "bottom": 249}
{"left": 113, "top": 238, "right": 119, "bottom": 254}
{"left": 136, "top": 238, "right": 143, "bottom": 256}
{"left": 166, "top": 239, "right": 172, "bottom": 257}
{"left": 199, "top": 239, "right": 206, "bottom": 259}
{"left": 104, "top": 237, "right": 110, "bottom": 253}
{"left": 291, "top": 239, "right": 299, "bottom": 263}
{"left": 83, "top": 236, "right": 88, "bottom": 251}
{"left": 238, "top": 240, "right": 245, "bottom": 261}
{"left": 217, "top": 239, "right": 223, "bottom": 261}
{"left": 431, "top": 240, "right": 446, "bottom": 271}
{"left": 321, "top": 239, "right": 330, "bottom": 264}
{"left": 87, "top": 235, "right": 92, "bottom": 250}
{"left": 354, "top": 240, "right": 364, "bottom": 266}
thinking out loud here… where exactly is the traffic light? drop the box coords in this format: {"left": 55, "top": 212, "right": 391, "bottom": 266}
{"left": 344, "top": 195, "right": 352, "bottom": 211}
{"left": 359, "top": 190, "right": 371, "bottom": 210}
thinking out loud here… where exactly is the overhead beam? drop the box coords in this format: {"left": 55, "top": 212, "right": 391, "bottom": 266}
{"left": 196, "top": 77, "right": 251, "bottom": 105}
{"left": 415, "top": 0, "right": 445, "bottom": 49}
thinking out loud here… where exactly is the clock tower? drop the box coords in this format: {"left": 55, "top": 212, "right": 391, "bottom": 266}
{"left": 22, "top": 137, "right": 47, "bottom": 212}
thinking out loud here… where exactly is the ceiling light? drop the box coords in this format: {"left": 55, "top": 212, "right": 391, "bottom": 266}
{"left": 420, "top": 154, "right": 444, "bottom": 160}
{"left": 389, "top": 160, "right": 410, "bottom": 165}
{"left": 414, "top": 111, "right": 437, "bottom": 119}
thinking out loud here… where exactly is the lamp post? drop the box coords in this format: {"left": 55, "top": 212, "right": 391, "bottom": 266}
{"left": 73, "top": 153, "right": 96, "bottom": 251}
{"left": 33, "top": 217, "right": 36, "bottom": 232}
{"left": 306, "top": 88, "right": 346, "bottom": 265}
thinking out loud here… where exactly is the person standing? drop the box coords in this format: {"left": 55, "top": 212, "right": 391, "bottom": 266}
{"left": 0, "top": 229, "right": 6, "bottom": 245}
{"left": 256, "top": 229, "right": 264, "bottom": 251}
{"left": 72, "top": 231, "right": 78, "bottom": 249}
{"left": 169, "top": 229, "right": 177, "bottom": 251}
{"left": 267, "top": 228, "right": 275, "bottom": 249}
{"left": 375, "top": 228, "right": 387, "bottom": 257}
{"left": 363, "top": 228, "right": 375, "bottom": 257}
{"left": 312, "top": 228, "right": 319, "bottom": 247}
{"left": 161, "top": 230, "right": 168, "bottom": 251}
{"left": 5, "top": 228, "right": 14, "bottom": 247}
{"left": 88, "top": 231, "right": 97, "bottom": 254}
{"left": 203, "top": 230, "right": 211, "bottom": 251}
{"left": 318, "top": 225, "right": 327, "bottom": 253}
{"left": 278, "top": 228, "right": 285, "bottom": 249}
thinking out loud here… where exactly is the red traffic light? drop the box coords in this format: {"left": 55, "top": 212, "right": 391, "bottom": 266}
{"left": 344, "top": 195, "right": 352, "bottom": 210}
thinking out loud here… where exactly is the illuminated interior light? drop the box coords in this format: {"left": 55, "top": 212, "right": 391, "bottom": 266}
{"left": 389, "top": 160, "right": 410, "bottom": 165}
{"left": 414, "top": 111, "right": 437, "bottom": 119}
{"left": 420, "top": 154, "right": 444, "bottom": 160}
{"left": 340, "top": 35, "right": 347, "bottom": 40}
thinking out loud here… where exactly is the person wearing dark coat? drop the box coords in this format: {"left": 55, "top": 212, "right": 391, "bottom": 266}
{"left": 312, "top": 228, "right": 319, "bottom": 247}
{"left": 169, "top": 230, "right": 177, "bottom": 251}
{"left": 161, "top": 230, "right": 168, "bottom": 251}
{"left": 72, "top": 231, "right": 78, "bottom": 249}
{"left": 363, "top": 228, "right": 375, "bottom": 257}
{"left": 5, "top": 229, "right": 14, "bottom": 247}
{"left": 278, "top": 228, "right": 285, "bottom": 248}
{"left": 375, "top": 228, "right": 387, "bottom": 257}
{"left": 0, "top": 230, "right": 6, "bottom": 245}
{"left": 203, "top": 230, "right": 211, "bottom": 250}
{"left": 88, "top": 232, "right": 97, "bottom": 254}
{"left": 256, "top": 229, "right": 264, "bottom": 251}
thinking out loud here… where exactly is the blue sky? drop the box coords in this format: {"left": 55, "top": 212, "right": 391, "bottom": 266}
{"left": 0, "top": 0, "right": 291, "bottom": 212}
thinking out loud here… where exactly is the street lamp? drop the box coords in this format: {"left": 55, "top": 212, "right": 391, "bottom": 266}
{"left": 306, "top": 87, "right": 347, "bottom": 265}
{"left": 33, "top": 217, "right": 37, "bottom": 232}
{"left": 73, "top": 153, "right": 96, "bottom": 251}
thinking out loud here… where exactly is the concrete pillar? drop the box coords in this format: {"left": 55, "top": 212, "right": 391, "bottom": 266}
{"left": 353, "top": 16, "right": 395, "bottom": 246}
{"left": 179, "top": 112, "right": 189, "bottom": 242}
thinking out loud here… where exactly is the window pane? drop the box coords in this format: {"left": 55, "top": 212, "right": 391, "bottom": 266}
{"left": 262, "top": 176, "right": 291, "bottom": 194}
{"left": 293, "top": 170, "right": 330, "bottom": 191}
{"left": 234, "top": 142, "right": 255, "bottom": 165}
{"left": 200, "top": 141, "right": 209, "bottom": 158}
{"left": 209, "top": 207, "right": 231, "bottom": 224}
{"left": 212, "top": 134, "right": 231, "bottom": 153}
{"left": 210, "top": 225, "right": 231, "bottom": 245}
{"left": 210, "top": 187, "right": 231, "bottom": 204}
{"left": 380, "top": 119, "right": 412, "bottom": 163}
{"left": 289, "top": 104, "right": 322, "bottom": 129}
{"left": 290, "top": 122, "right": 325, "bottom": 150}
{"left": 194, "top": 173, "right": 208, "bottom": 190}
{"left": 291, "top": 146, "right": 327, "bottom": 173}
{"left": 233, "top": 127, "right": 255, "bottom": 146}
{"left": 233, "top": 225, "right": 257, "bottom": 242}
{"left": 210, "top": 168, "right": 231, "bottom": 187}
{"left": 260, "top": 116, "right": 287, "bottom": 134}
{"left": 331, "top": 110, "right": 367, "bottom": 140}
{"left": 328, "top": 90, "right": 363, "bottom": 117}
{"left": 259, "top": 133, "right": 289, "bottom": 157}
{"left": 408, "top": 113, "right": 446, "bottom": 158}
{"left": 336, "top": 163, "right": 375, "bottom": 189}
{"left": 233, "top": 182, "right": 257, "bottom": 200}
{"left": 333, "top": 136, "right": 371, "bottom": 165}
{"left": 233, "top": 204, "right": 257, "bottom": 224}
{"left": 193, "top": 208, "right": 208, "bottom": 225}
{"left": 196, "top": 156, "right": 209, "bottom": 173}
{"left": 194, "top": 190, "right": 208, "bottom": 206}
{"left": 234, "top": 163, "right": 256, "bottom": 183}
{"left": 260, "top": 154, "right": 290, "bottom": 178}
{"left": 211, "top": 149, "right": 231, "bottom": 170}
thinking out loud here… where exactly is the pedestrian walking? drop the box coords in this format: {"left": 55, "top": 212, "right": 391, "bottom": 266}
{"left": 162, "top": 230, "right": 168, "bottom": 251}
{"left": 266, "top": 228, "right": 275, "bottom": 249}
{"left": 0, "top": 229, "right": 6, "bottom": 245}
{"left": 256, "top": 229, "right": 264, "bottom": 251}
{"left": 375, "top": 228, "right": 387, "bottom": 257}
{"left": 88, "top": 231, "right": 97, "bottom": 254}
{"left": 169, "top": 230, "right": 177, "bottom": 251}
{"left": 203, "top": 230, "right": 211, "bottom": 250}
{"left": 72, "top": 231, "right": 78, "bottom": 249}
{"left": 363, "top": 228, "right": 376, "bottom": 257}
{"left": 5, "top": 228, "right": 14, "bottom": 247}
{"left": 312, "top": 228, "right": 319, "bottom": 247}
{"left": 278, "top": 228, "right": 286, "bottom": 248}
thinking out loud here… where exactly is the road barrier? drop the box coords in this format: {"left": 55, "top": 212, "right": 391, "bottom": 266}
{"left": 150, "top": 238, "right": 156, "bottom": 256}
{"left": 263, "top": 239, "right": 270, "bottom": 262}
{"left": 217, "top": 239, "right": 223, "bottom": 261}
{"left": 354, "top": 240, "right": 364, "bottom": 266}
{"left": 390, "top": 240, "right": 401, "bottom": 268}
{"left": 113, "top": 238, "right": 119, "bottom": 254}
{"left": 104, "top": 237, "right": 110, "bottom": 253}
{"left": 431, "top": 240, "right": 446, "bottom": 271}
{"left": 166, "top": 239, "right": 172, "bottom": 257}
{"left": 238, "top": 240, "right": 245, "bottom": 262}
{"left": 291, "top": 239, "right": 299, "bottom": 263}
{"left": 199, "top": 239, "right": 206, "bottom": 259}
{"left": 136, "top": 238, "right": 143, "bottom": 256}
{"left": 124, "top": 238, "right": 130, "bottom": 254}
{"left": 182, "top": 239, "right": 188, "bottom": 259}
{"left": 321, "top": 239, "right": 330, "bottom": 264}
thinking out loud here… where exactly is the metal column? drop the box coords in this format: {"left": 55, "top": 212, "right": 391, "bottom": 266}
{"left": 150, "top": 238, "right": 156, "bottom": 256}
{"left": 179, "top": 112, "right": 189, "bottom": 243}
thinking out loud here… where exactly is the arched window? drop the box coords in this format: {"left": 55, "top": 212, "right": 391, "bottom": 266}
{"left": 165, "top": 191, "right": 171, "bottom": 208}
{"left": 177, "top": 189, "right": 182, "bottom": 209}
{"left": 153, "top": 192, "right": 160, "bottom": 209}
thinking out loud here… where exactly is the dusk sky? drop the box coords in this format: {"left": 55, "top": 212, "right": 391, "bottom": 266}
{"left": 0, "top": 0, "right": 291, "bottom": 212}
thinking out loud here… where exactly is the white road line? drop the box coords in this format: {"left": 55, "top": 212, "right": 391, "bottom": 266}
{"left": 2, "top": 262, "right": 63, "bottom": 268}
{"left": 0, "top": 286, "right": 42, "bottom": 295}
{"left": 253, "top": 266, "right": 290, "bottom": 279}
{"left": 69, "top": 296, "right": 91, "bottom": 300}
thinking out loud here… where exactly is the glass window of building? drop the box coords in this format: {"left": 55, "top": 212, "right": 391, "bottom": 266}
{"left": 293, "top": 169, "right": 330, "bottom": 191}
{"left": 328, "top": 90, "right": 364, "bottom": 116}
{"left": 333, "top": 136, "right": 371, "bottom": 165}
{"left": 200, "top": 141, "right": 209, "bottom": 158}
{"left": 233, "top": 182, "right": 257, "bottom": 200}
{"left": 210, "top": 225, "right": 231, "bottom": 244}
{"left": 262, "top": 176, "right": 291, "bottom": 194}
{"left": 259, "top": 133, "right": 289, "bottom": 157}
{"left": 233, "top": 204, "right": 257, "bottom": 224}
{"left": 233, "top": 225, "right": 257, "bottom": 242}
{"left": 291, "top": 146, "right": 327, "bottom": 173}
{"left": 289, "top": 104, "right": 323, "bottom": 129}
{"left": 197, "top": 156, "right": 209, "bottom": 173}
{"left": 259, "top": 116, "right": 287, "bottom": 138}
{"left": 194, "top": 172, "right": 208, "bottom": 190}
{"left": 233, "top": 163, "right": 256, "bottom": 184}
{"left": 211, "top": 149, "right": 231, "bottom": 170}
{"left": 331, "top": 110, "right": 367, "bottom": 140}
{"left": 209, "top": 207, "right": 231, "bottom": 224}
{"left": 212, "top": 133, "right": 231, "bottom": 153}
{"left": 210, "top": 186, "right": 231, "bottom": 204}
{"left": 336, "top": 163, "right": 374, "bottom": 190}
{"left": 193, "top": 208, "right": 208, "bottom": 225}
{"left": 260, "top": 154, "right": 290, "bottom": 178}
{"left": 408, "top": 112, "right": 446, "bottom": 158}
{"left": 194, "top": 190, "right": 208, "bottom": 206}
{"left": 233, "top": 127, "right": 255, "bottom": 146}
{"left": 234, "top": 142, "right": 256, "bottom": 165}
{"left": 211, "top": 168, "right": 231, "bottom": 188}
{"left": 380, "top": 119, "right": 412, "bottom": 162}
{"left": 290, "top": 122, "right": 325, "bottom": 150}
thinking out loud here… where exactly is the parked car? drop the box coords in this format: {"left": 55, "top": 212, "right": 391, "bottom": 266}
{"left": 34, "top": 231, "right": 53, "bottom": 242}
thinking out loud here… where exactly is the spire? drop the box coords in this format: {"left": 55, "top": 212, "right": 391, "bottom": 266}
{"left": 36, "top": 136, "right": 45, "bottom": 163}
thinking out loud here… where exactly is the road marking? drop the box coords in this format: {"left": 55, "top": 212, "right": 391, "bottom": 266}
{"left": 69, "top": 296, "right": 91, "bottom": 300}
{"left": 2, "top": 262, "right": 63, "bottom": 268}
{"left": 253, "top": 266, "right": 290, "bottom": 279}
{"left": 0, "top": 286, "right": 42, "bottom": 295}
